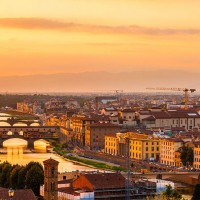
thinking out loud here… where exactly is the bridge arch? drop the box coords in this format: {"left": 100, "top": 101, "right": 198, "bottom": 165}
{"left": 13, "top": 122, "right": 28, "bottom": 127}
{"left": 30, "top": 122, "right": 40, "bottom": 126}
{"left": 3, "top": 138, "right": 28, "bottom": 148}
{"left": 34, "top": 139, "right": 49, "bottom": 152}
{"left": 0, "top": 121, "right": 11, "bottom": 126}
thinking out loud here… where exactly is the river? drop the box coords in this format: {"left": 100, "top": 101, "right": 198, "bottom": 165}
{"left": 0, "top": 112, "right": 94, "bottom": 172}
{"left": 0, "top": 151, "right": 95, "bottom": 173}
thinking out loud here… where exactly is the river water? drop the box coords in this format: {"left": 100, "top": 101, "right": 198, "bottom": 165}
{"left": 0, "top": 112, "right": 94, "bottom": 172}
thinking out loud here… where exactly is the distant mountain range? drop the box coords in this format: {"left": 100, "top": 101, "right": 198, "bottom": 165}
{"left": 0, "top": 70, "right": 199, "bottom": 93}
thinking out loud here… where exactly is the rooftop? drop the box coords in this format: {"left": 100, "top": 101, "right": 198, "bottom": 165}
{"left": 0, "top": 188, "right": 37, "bottom": 200}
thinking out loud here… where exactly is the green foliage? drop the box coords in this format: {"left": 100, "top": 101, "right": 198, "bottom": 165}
{"left": 131, "top": 163, "right": 135, "bottom": 167}
{"left": 25, "top": 165, "right": 44, "bottom": 196}
{"left": 179, "top": 145, "right": 194, "bottom": 166}
{"left": 26, "top": 161, "right": 43, "bottom": 172}
{"left": 0, "top": 162, "right": 12, "bottom": 188}
{"left": 0, "top": 161, "right": 44, "bottom": 197}
{"left": 162, "top": 185, "right": 182, "bottom": 200}
{"left": 18, "top": 166, "right": 26, "bottom": 189}
{"left": 66, "top": 155, "right": 124, "bottom": 171}
{"left": 9, "top": 165, "right": 21, "bottom": 189}
{"left": 192, "top": 184, "right": 200, "bottom": 200}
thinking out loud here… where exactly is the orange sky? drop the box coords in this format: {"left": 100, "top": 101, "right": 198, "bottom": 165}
{"left": 0, "top": 0, "right": 200, "bottom": 76}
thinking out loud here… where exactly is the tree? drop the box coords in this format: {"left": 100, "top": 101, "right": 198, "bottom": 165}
{"left": 25, "top": 161, "right": 43, "bottom": 172}
{"left": 18, "top": 166, "right": 27, "bottom": 189}
{"left": 162, "top": 185, "right": 182, "bottom": 200}
{"left": 179, "top": 146, "right": 194, "bottom": 166}
{"left": 25, "top": 165, "right": 44, "bottom": 196}
{"left": 0, "top": 162, "right": 12, "bottom": 187}
{"left": 9, "top": 165, "right": 21, "bottom": 189}
{"left": 192, "top": 184, "right": 200, "bottom": 200}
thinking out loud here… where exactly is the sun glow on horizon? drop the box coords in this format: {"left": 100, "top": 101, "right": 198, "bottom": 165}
{"left": 0, "top": 0, "right": 200, "bottom": 78}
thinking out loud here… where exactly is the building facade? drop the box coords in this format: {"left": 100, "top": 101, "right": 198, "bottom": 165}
{"left": 160, "top": 138, "right": 184, "bottom": 166}
{"left": 194, "top": 141, "right": 200, "bottom": 169}
{"left": 85, "top": 122, "right": 120, "bottom": 150}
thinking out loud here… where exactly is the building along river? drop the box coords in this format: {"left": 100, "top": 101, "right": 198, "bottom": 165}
{"left": 0, "top": 112, "right": 94, "bottom": 172}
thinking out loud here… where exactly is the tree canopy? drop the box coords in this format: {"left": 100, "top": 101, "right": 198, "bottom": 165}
{"left": 192, "top": 184, "right": 200, "bottom": 200}
{"left": 179, "top": 145, "right": 194, "bottom": 166}
{"left": 0, "top": 161, "right": 44, "bottom": 197}
{"left": 162, "top": 185, "right": 182, "bottom": 200}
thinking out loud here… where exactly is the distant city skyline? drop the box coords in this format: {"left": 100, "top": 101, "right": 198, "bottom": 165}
{"left": 0, "top": 0, "right": 200, "bottom": 79}
{"left": 0, "top": 70, "right": 199, "bottom": 93}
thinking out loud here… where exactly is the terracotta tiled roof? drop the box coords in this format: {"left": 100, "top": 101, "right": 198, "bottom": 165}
{"left": 150, "top": 111, "right": 171, "bottom": 119}
{"left": 142, "top": 116, "right": 156, "bottom": 121}
{"left": 43, "top": 158, "right": 59, "bottom": 165}
{"left": 0, "top": 188, "right": 37, "bottom": 200}
{"left": 105, "top": 133, "right": 117, "bottom": 138}
{"left": 121, "top": 108, "right": 135, "bottom": 113}
{"left": 164, "top": 138, "right": 184, "bottom": 143}
{"left": 145, "top": 110, "right": 200, "bottom": 119}
{"left": 83, "top": 173, "right": 125, "bottom": 189}
{"left": 87, "top": 122, "right": 119, "bottom": 128}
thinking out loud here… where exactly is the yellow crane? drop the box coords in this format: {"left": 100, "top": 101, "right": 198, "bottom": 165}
{"left": 146, "top": 87, "right": 196, "bottom": 110}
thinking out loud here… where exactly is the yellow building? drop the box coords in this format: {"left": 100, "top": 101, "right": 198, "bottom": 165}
{"left": 70, "top": 115, "right": 96, "bottom": 145}
{"left": 160, "top": 138, "right": 183, "bottom": 166}
{"left": 105, "top": 132, "right": 160, "bottom": 161}
{"left": 194, "top": 141, "right": 200, "bottom": 169}
{"left": 104, "top": 133, "right": 120, "bottom": 155}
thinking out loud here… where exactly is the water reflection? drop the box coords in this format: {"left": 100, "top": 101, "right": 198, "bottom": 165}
{"left": 6, "top": 147, "right": 24, "bottom": 163}
{"left": 34, "top": 140, "right": 47, "bottom": 153}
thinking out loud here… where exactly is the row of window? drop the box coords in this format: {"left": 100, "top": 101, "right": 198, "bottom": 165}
{"left": 194, "top": 158, "right": 200, "bottom": 162}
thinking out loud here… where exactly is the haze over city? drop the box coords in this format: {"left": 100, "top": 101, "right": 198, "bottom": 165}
{"left": 0, "top": 0, "right": 200, "bottom": 92}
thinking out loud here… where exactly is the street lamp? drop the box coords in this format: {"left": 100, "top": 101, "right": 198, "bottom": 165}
{"left": 8, "top": 188, "right": 14, "bottom": 200}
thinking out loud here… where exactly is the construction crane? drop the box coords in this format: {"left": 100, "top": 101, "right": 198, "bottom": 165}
{"left": 146, "top": 87, "right": 196, "bottom": 110}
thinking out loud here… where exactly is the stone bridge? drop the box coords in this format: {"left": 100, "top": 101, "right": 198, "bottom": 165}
{"left": 0, "top": 116, "right": 42, "bottom": 126}
{"left": 0, "top": 126, "right": 60, "bottom": 149}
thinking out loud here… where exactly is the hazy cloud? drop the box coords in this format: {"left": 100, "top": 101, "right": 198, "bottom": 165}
{"left": 0, "top": 18, "right": 200, "bottom": 35}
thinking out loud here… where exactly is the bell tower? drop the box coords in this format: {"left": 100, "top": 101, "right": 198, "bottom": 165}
{"left": 43, "top": 158, "right": 59, "bottom": 200}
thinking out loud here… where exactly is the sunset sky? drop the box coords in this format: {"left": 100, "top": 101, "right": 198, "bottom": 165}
{"left": 1, "top": 0, "right": 200, "bottom": 76}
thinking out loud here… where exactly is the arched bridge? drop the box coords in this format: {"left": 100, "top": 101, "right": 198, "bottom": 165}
{"left": 0, "top": 126, "right": 59, "bottom": 149}
{"left": 0, "top": 116, "right": 42, "bottom": 126}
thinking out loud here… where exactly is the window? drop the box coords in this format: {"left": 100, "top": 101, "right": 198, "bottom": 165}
{"left": 146, "top": 147, "right": 148, "bottom": 151}
{"left": 51, "top": 167, "right": 55, "bottom": 176}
